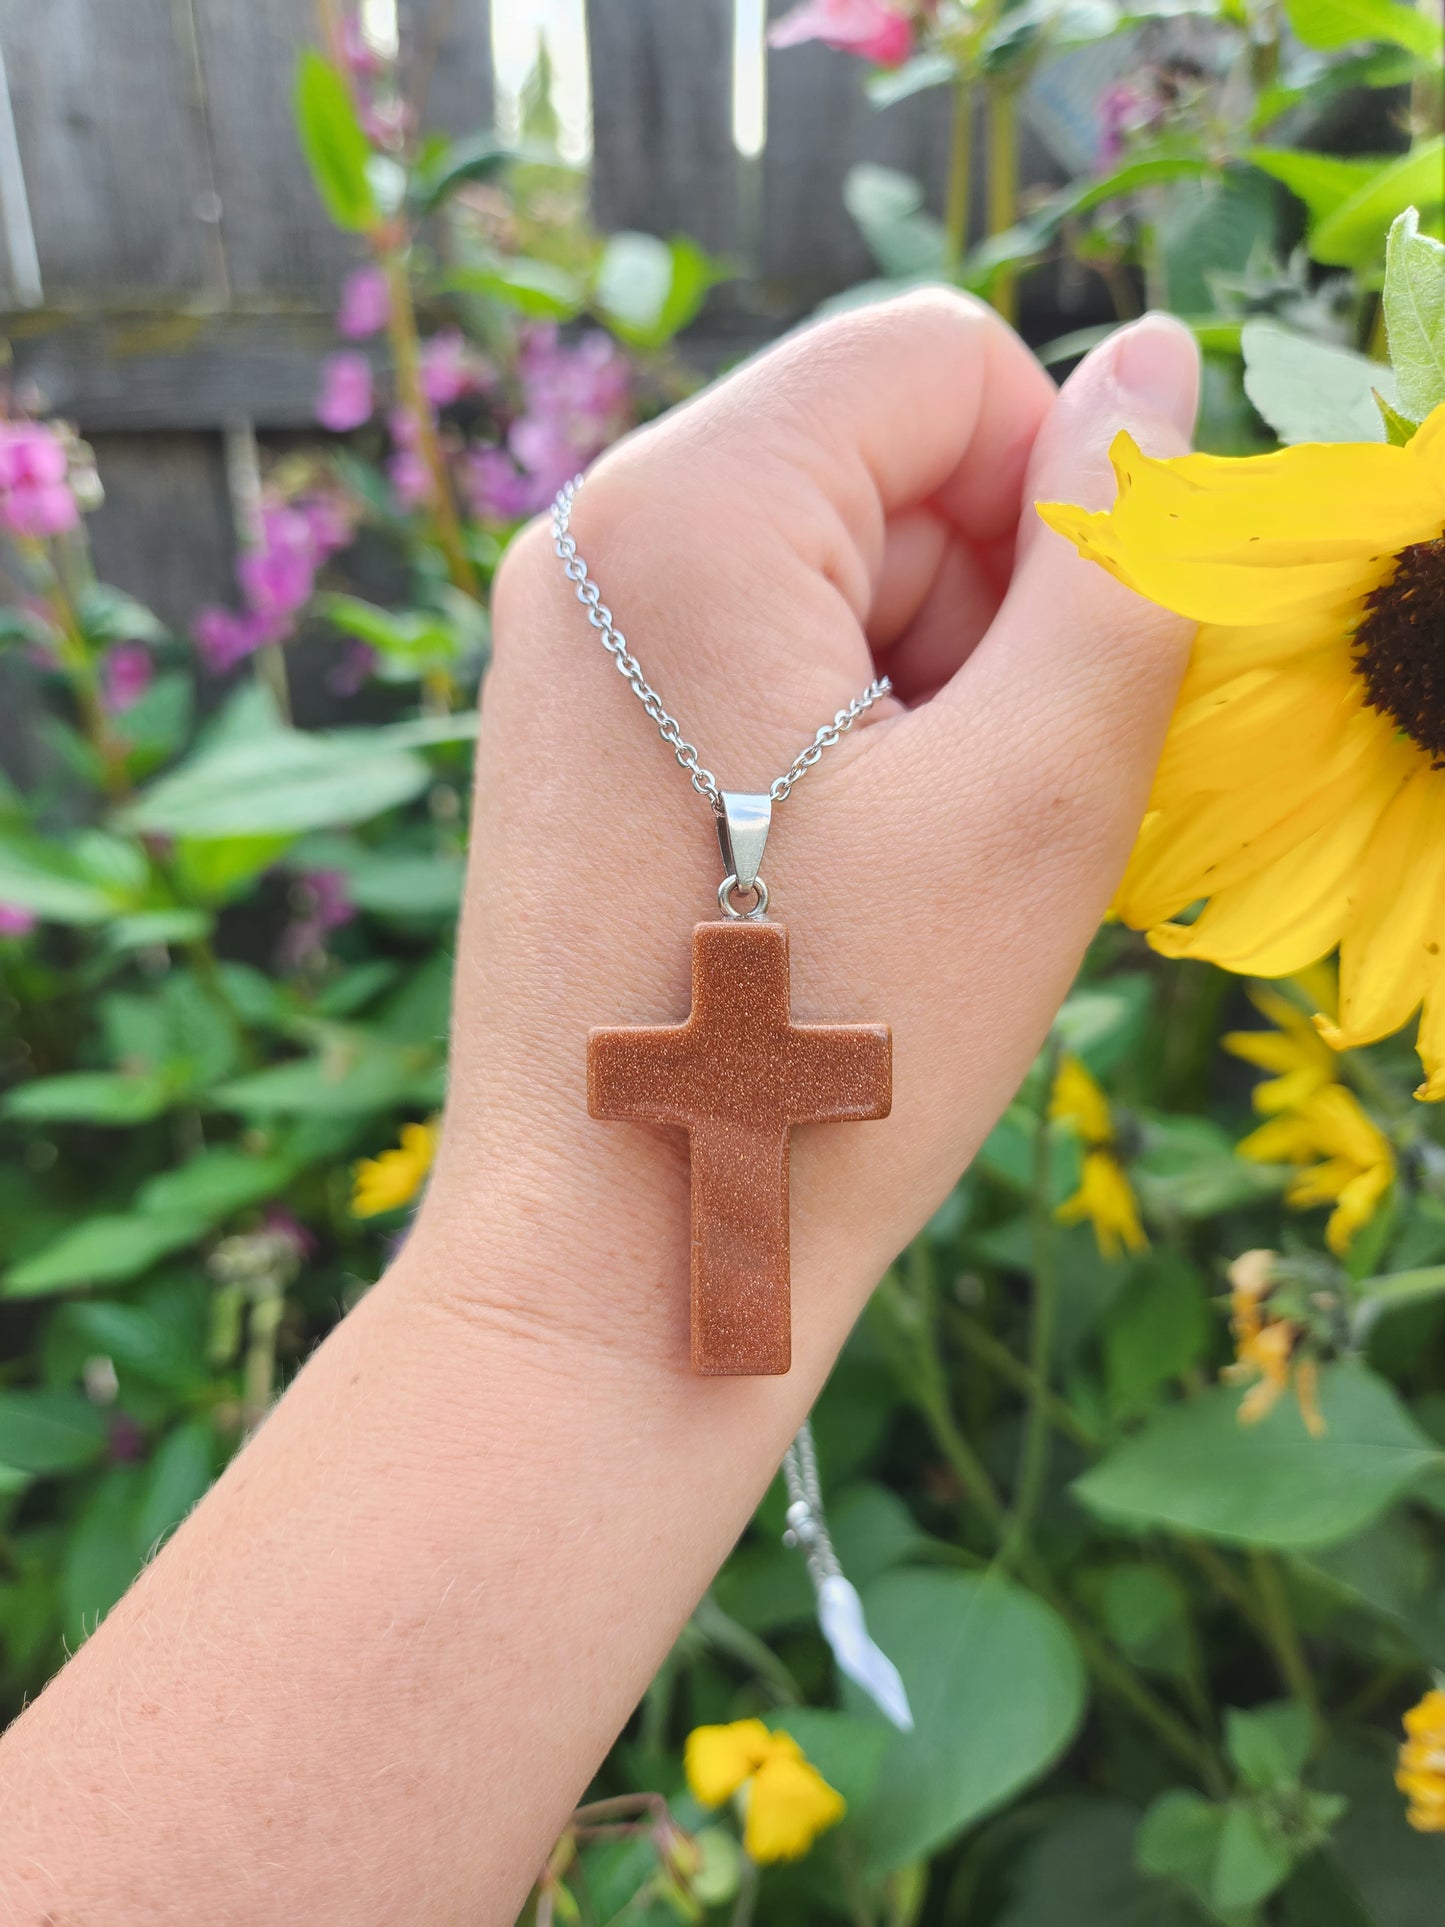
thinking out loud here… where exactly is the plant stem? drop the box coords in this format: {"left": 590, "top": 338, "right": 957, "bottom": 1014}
{"left": 730, "top": 1854, "right": 759, "bottom": 1927}
{"left": 946, "top": 1307, "right": 1099, "bottom": 1448}
{"left": 1250, "top": 1550, "right": 1323, "bottom": 1744}
{"left": 1001, "top": 1054, "right": 1061, "bottom": 1570}
{"left": 900, "top": 1247, "right": 1007, "bottom": 1534}
{"left": 986, "top": 87, "right": 1020, "bottom": 325}
{"left": 943, "top": 77, "right": 975, "bottom": 273}
{"left": 383, "top": 249, "right": 479, "bottom": 600}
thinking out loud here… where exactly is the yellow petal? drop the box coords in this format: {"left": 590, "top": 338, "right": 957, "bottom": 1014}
{"left": 1049, "top": 1055, "right": 1113, "bottom": 1145}
{"left": 742, "top": 1753, "right": 846, "bottom": 1863}
{"left": 1415, "top": 970, "right": 1445, "bottom": 1099}
{"left": 1334, "top": 770, "right": 1445, "bottom": 1047}
{"left": 685, "top": 1721, "right": 772, "bottom": 1808}
{"left": 1039, "top": 431, "right": 1445, "bottom": 626}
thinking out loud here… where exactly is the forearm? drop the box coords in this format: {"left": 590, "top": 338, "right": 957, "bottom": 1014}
{"left": 0, "top": 1155, "right": 900, "bottom": 1923}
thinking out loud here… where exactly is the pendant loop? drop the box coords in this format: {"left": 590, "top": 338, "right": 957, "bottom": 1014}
{"left": 719, "top": 873, "right": 769, "bottom": 919}
{"left": 716, "top": 791, "right": 772, "bottom": 893}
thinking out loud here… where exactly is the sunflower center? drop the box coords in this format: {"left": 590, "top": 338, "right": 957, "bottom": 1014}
{"left": 1354, "top": 536, "right": 1445, "bottom": 765}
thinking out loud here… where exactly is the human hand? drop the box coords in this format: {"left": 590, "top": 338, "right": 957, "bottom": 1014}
{"left": 412, "top": 289, "right": 1200, "bottom": 1391}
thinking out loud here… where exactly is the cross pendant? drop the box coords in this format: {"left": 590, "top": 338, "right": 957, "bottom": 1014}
{"left": 587, "top": 920, "right": 892, "bottom": 1375}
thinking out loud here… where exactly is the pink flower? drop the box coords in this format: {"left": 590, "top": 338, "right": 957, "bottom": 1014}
{"left": 295, "top": 491, "right": 356, "bottom": 562}
{"left": 359, "top": 95, "right": 411, "bottom": 149}
{"left": 769, "top": 0, "right": 915, "bottom": 64}
{"left": 420, "top": 329, "right": 485, "bottom": 407}
{"left": 100, "top": 641, "right": 154, "bottom": 715}
{"left": 0, "top": 421, "right": 79, "bottom": 540}
{"left": 336, "top": 265, "right": 391, "bottom": 339}
{"left": 315, "top": 351, "right": 374, "bottom": 432}
{"left": 1096, "top": 81, "right": 1162, "bottom": 170}
{"left": 237, "top": 506, "right": 318, "bottom": 620}
{"left": 463, "top": 446, "right": 541, "bottom": 523}
{"left": 279, "top": 868, "right": 357, "bottom": 968}
{"left": 518, "top": 327, "right": 630, "bottom": 447}
{"left": 193, "top": 607, "right": 276, "bottom": 674}
{"left": 0, "top": 902, "right": 36, "bottom": 937}
{"left": 340, "top": 13, "right": 386, "bottom": 79}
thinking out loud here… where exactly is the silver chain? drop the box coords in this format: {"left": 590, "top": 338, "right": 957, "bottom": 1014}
{"left": 551, "top": 475, "right": 891, "bottom": 812}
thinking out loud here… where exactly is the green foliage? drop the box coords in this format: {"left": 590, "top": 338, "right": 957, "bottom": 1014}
{"left": 294, "top": 50, "right": 378, "bottom": 232}
{"left": 1383, "top": 207, "right": 1445, "bottom": 423}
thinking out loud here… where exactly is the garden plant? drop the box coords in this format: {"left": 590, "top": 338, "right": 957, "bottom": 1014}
{"left": 4, "top": 2, "right": 1445, "bottom": 1921}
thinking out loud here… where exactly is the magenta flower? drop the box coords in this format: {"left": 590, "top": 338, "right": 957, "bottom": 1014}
{"left": 0, "top": 902, "right": 36, "bottom": 937}
{"left": 237, "top": 506, "right": 319, "bottom": 620}
{"left": 336, "top": 265, "right": 391, "bottom": 339}
{"left": 420, "top": 329, "right": 486, "bottom": 408}
{"left": 339, "top": 10, "right": 386, "bottom": 78}
{"left": 193, "top": 607, "right": 276, "bottom": 674}
{"left": 100, "top": 641, "right": 154, "bottom": 715}
{"left": 0, "top": 421, "right": 79, "bottom": 540}
{"left": 279, "top": 868, "right": 357, "bottom": 968}
{"left": 315, "top": 351, "right": 375, "bottom": 432}
{"left": 769, "top": 0, "right": 915, "bottom": 64}
{"left": 1096, "top": 81, "right": 1162, "bottom": 170}
{"left": 463, "top": 446, "right": 541, "bottom": 523}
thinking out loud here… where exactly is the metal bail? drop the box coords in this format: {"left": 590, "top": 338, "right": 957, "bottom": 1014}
{"left": 715, "top": 791, "right": 772, "bottom": 893}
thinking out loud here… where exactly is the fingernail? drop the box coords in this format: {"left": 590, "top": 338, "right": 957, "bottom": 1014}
{"left": 1109, "top": 312, "right": 1199, "bottom": 430}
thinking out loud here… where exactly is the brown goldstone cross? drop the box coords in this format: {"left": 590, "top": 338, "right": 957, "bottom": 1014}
{"left": 588, "top": 920, "right": 892, "bottom": 1376}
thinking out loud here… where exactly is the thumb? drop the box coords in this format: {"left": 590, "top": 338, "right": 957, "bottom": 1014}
{"left": 920, "top": 312, "right": 1201, "bottom": 880}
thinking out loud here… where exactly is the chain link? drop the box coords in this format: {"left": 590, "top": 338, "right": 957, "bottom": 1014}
{"left": 551, "top": 475, "right": 891, "bottom": 813}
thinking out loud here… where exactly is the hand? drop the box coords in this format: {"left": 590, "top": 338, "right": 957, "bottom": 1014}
{"left": 0, "top": 291, "right": 1200, "bottom": 1926}
{"left": 416, "top": 288, "right": 1200, "bottom": 1381}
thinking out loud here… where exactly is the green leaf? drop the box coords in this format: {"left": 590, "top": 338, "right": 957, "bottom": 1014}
{"left": 1377, "top": 388, "right": 1422, "bottom": 443}
{"left": 1074, "top": 1363, "right": 1442, "bottom": 1548}
{"left": 1282, "top": 0, "right": 1440, "bottom": 57}
{"left": 1103, "top": 1255, "right": 1210, "bottom": 1413}
{"left": 172, "top": 834, "right": 294, "bottom": 904}
{"left": 62, "top": 1466, "right": 143, "bottom": 1644}
{"left": 592, "top": 232, "right": 724, "bottom": 348}
{"left": 3, "top": 1212, "right": 207, "bottom": 1297}
{"left": 294, "top": 49, "right": 378, "bottom": 232}
{"left": 73, "top": 582, "right": 168, "bottom": 646}
{"left": 844, "top": 165, "right": 948, "bottom": 279}
{"left": 212, "top": 1036, "right": 441, "bottom": 1117}
{"left": 0, "top": 824, "right": 139, "bottom": 924}
{"left": 1226, "top": 1701, "right": 1313, "bottom": 1789}
{"left": 1311, "top": 141, "right": 1445, "bottom": 270}
{"left": 1138, "top": 1790, "right": 1293, "bottom": 1913}
{"left": 343, "top": 852, "right": 464, "bottom": 918}
{"left": 1249, "top": 147, "right": 1392, "bottom": 223}
{"left": 1241, "top": 320, "right": 1397, "bottom": 443}
{"left": 850, "top": 1569, "right": 1086, "bottom": 1871}
{"left": 995, "top": 1801, "right": 1198, "bottom": 1927}
{"left": 48, "top": 1299, "right": 204, "bottom": 1392}
{"left": 2, "top": 1070, "right": 173, "bottom": 1125}
{"left": 442, "top": 257, "right": 585, "bottom": 320}
{"left": 864, "top": 50, "right": 956, "bottom": 106}
{"left": 124, "top": 724, "right": 443, "bottom": 839}
{"left": 102, "top": 910, "right": 214, "bottom": 952}
{"left": 135, "top": 1420, "right": 218, "bottom": 1550}
{"left": 0, "top": 1390, "right": 107, "bottom": 1473}
{"left": 136, "top": 1148, "right": 297, "bottom": 1225}
{"left": 1134, "top": 1114, "right": 1284, "bottom": 1218}
{"left": 1094, "top": 1562, "right": 1195, "bottom": 1676}
{"left": 410, "top": 131, "right": 567, "bottom": 214}
{"left": 1383, "top": 206, "right": 1445, "bottom": 421}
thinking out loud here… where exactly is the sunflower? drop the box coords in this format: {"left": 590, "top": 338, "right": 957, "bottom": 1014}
{"left": 1049, "top": 1053, "right": 1149, "bottom": 1259}
{"left": 1222, "top": 1249, "right": 1325, "bottom": 1436}
{"left": 1040, "top": 411, "right": 1445, "bottom": 1099}
{"left": 684, "top": 1719, "right": 845, "bottom": 1863}
{"left": 352, "top": 1119, "right": 438, "bottom": 1217}
{"left": 1398, "top": 1685, "right": 1445, "bottom": 1831}
{"left": 1225, "top": 976, "right": 1396, "bottom": 1255}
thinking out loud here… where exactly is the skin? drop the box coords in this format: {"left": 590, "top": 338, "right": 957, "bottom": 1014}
{"left": 0, "top": 291, "right": 1199, "bottom": 1925}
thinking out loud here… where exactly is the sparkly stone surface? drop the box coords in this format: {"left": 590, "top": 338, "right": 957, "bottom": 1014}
{"left": 588, "top": 920, "right": 892, "bottom": 1376}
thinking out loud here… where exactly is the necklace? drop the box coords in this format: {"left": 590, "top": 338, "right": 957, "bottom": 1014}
{"left": 552, "top": 476, "right": 894, "bottom": 1376}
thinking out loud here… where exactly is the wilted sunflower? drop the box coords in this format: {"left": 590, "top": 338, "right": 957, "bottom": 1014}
{"left": 1041, "top": 411, "right": 1445, "bottom": 1099}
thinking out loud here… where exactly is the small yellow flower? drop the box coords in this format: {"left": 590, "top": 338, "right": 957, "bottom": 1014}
{"left": 1039, "top": 413, "right": 1445, "bottom": 1099}
{"left": 352, "top": 1119, "right": 438, "bottom": 1217}
{"left": 1049, "top": 1055, "right": 1148, "bottom": 1259}
{"left": 684, "top": 1719, "right": 845, "bottom": 1864}
{"left": 1223, "top": 973, "right": 1340, "bottom": 1118}
{"left": 1222, "top": 1249, "right": 1325, "bottom": 1437}
{"left": 1399, "top": 1687, "right": 1445, "bottom": 1831}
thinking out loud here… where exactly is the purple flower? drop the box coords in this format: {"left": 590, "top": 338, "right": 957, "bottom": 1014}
{"left": 237, "top": 506, "right": 318, "bottom": 620}
{"left": 100, "top": 641, "right": 154, "bottom": 715}
{"left": 107, "top": 1413, "right": 146, "bottom": 1465}
{"left": 0, "top": 902, "right": 36, "bottom": 937}
{"left": 518, "top": 327, "right": 630, "bottom": 450}
{"left": 1096, "top": 81, "right": 1162, "bottom": 170}
{"left": 315, "top": 351, "right": 375, "bottom": 432}
{"left": 336, "top": 265, "right": 391, "bottom": 340}
{"left": 296, "top": 491, "right": 356, "bottom": 562}
{"left": 193, "top": 606, "right": 276, "bottom": 674}
{"left": 420, "top": 329, "right": 486, "bottom": 407}
{"left": 279, "top": 868, "right": 357, "bottom": 968}
{"left": 0, "top": 421, "right": 79, "bottom": 540}
{"left": 463, "top": 445, "right": 540, "bottom": 523}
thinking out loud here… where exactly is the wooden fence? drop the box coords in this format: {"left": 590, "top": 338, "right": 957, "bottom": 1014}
{"left": 0, "top": 0, "right": 1105, "bottom": 647}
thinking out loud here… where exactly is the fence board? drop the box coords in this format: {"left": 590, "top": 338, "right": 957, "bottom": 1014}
{"left": 86, "top": 433, "right": 235, "bottom": 637}
{"left": 0, "top": 0, "right": 218, "bottom": 304}
{"left": 410, "top": 0, "right": 495, "bottom": 139}
{"left": 193, "top": 0, "right": 358, "bottom": 307}
{"left": 760, "top": 17, "right": 955, "bottom": 307}
{"left": 587, "top": 0, "right": 739, "bottom": 254}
